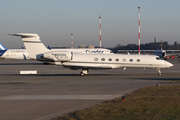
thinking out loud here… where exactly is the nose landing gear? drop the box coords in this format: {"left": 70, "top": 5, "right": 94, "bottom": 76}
{"left": 80, "top": 70, "right": 89, "bottom": 76}
{"left": 156, "top": 68, "right": 162, "bottom": 76}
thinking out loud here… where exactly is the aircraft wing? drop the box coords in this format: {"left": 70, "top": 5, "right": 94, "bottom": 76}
{"left": 63, "top": 65, "right": 112, "bottom": 70}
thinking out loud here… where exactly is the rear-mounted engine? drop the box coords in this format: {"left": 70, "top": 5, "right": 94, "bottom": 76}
{"left": 44, "top": 51, "right": 73, "bottom": 61}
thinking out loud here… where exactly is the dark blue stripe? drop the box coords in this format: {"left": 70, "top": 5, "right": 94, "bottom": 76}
{"left": 0, "top": 50, "right": 7, "bottom": 56}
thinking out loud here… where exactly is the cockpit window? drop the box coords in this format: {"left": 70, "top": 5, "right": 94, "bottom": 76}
{"left": 156, "top": 57, "right": 162, "bottom": 60}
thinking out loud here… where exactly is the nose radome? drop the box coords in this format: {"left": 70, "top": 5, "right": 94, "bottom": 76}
{"left": 166, "top": 61, "right": 173, "bottom": 67}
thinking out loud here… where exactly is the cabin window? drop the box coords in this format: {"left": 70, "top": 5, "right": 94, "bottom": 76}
{"left": 137, "top": 59, "right": 140, "bottom": 62}
{"left": 101, "top": 58, "right": 105, "bottom": 61}
{"left": 115, "top": 58, "right": 119, "bottom": 62}
{"left": 108, "top": 58, "right": 112, "bottom": 61}
{"left": 122, "top": 59, "right": 126, "bottom": 62}
{"left": 129, "top": 59, "right": 133, "bottom": 62}
{"left": 94, "top": 58, "right": 98, "bottom": 61}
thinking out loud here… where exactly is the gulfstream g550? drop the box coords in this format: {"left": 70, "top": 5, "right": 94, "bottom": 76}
{"left": 8, "top": 33, "right": 173, "bottom": 76}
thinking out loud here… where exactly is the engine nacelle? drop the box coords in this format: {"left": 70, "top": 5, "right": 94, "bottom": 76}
{"left": 44, "top": 51, "right": 73, "bottom": 61}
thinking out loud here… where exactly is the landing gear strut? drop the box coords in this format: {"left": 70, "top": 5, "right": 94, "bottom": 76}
{"left": 80, "top": 70, "right": 88, "bottom": 76}
{"left": 156, "top": 68, "right": 162, "bottom": 76}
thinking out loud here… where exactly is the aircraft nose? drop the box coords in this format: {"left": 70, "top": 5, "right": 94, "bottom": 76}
{"left": 166, "top": 61, "right": 173, "bottom": 68}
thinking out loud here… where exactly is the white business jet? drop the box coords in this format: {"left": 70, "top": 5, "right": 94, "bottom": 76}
{"left": 8, "top": 33, "right": 173, "bottom": 76}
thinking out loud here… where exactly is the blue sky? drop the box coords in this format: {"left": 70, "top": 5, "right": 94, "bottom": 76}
{"left": 0, "top": 0, "right": 180, "bottom": 48}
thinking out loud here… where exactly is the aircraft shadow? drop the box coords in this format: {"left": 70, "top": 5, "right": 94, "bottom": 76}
{"left": 2, "top": 74, "right": 180, "bottom": 78}
{"left": 37, "top": 74, "right": 114, "bottom": 76}
{"left": 2, "top": 74, "right": 117, "bottom": 77}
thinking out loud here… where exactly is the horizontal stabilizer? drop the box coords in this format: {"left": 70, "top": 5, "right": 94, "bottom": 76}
{"left": 8, "top": 33, "right": 39, "bottom": 38}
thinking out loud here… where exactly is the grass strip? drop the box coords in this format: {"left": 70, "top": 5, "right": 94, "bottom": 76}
{"left": 54, "top": 85, "right": 180, "bottom": 120}
{"left": 160, "top": 81, "right": 180, "bottom": 84}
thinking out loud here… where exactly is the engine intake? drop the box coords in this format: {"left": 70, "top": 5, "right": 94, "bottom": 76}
{"left": 44, "top": 51, "right": 73, "bottom": 61}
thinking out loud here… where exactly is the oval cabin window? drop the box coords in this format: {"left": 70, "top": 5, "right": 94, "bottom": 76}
{"left": 115, "top": 58, "right": 119, "bottom": 62}
{"left": 137, "top": 59, "right": 140, "bottom": 62}
{"left": 94, "top": 58, "right": 98, "bottom": 61}
{"left": 101, "top": 58, "right": 105, "bottom": 61}
{"left": 122, "top": 59, "right": 126, "bottom": 62}
{"left": 108, "top": 58, "right": 112, "bottom": 61}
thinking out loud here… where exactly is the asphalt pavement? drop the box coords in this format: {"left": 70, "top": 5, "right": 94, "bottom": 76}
{"left": 0, "top": 59, "right": 179, "bottom": 120}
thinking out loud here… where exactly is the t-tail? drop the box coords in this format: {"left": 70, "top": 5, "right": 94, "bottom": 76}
{"left": 8, "top": 33, "right": 50, "bottom": 59}
{"left": 0, "top": 42, "right": 7, "bottom": 50}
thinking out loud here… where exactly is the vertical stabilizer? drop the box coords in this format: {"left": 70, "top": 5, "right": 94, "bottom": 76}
{"left": 8, "top": 33, "right": 49, "bottom": 59}
{"left": 0, "top": 42, "right": 7, "bottom": 50}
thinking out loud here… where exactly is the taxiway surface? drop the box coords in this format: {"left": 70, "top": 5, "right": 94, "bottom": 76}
{"left": 0, "top": 59, "right": 179, "bottom": 120}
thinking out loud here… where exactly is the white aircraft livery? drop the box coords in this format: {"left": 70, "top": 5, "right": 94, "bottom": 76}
{"left": 0, "top": 41, "right": 112, "bottom": 61}
{"left": 8, "top": 33, "right": 173, "bottom": 76}
{"left": 0, "top": 42, "right": 30, "bottom": 60}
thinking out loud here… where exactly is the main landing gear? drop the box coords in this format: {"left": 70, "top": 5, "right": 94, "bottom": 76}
{"left": 80, "top": 70, "right": 89, "bottom": 77}
{"left": 156, "top": 68, "right": 162, "bottom": 76}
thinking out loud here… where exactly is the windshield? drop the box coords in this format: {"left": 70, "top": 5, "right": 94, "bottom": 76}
{"left": 156, "top": 57, "right": 162, "bottom": 60}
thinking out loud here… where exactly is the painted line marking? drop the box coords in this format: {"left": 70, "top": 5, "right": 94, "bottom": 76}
{"left": 0, "top": 95, "right": 123, "bottom": 100}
